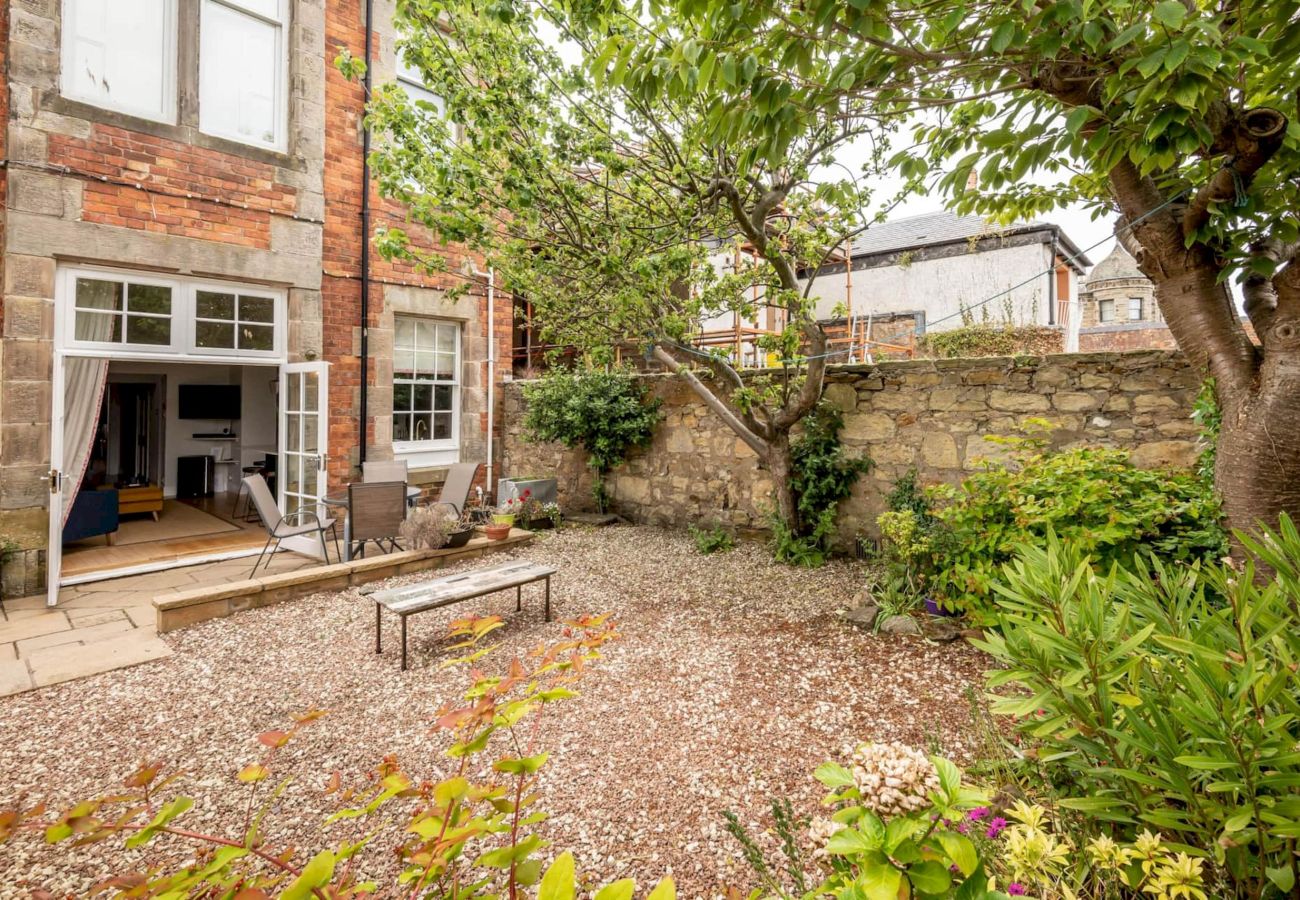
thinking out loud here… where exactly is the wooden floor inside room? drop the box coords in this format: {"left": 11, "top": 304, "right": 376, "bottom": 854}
{"left": 61, "top": 491, "right": 268, "bottom": 580}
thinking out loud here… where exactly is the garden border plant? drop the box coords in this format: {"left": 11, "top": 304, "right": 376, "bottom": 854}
{"left": 522, "top": 368, "right": 661, "bottom": 514}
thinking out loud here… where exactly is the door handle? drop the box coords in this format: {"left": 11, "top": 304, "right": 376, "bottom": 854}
{"left": 49, "top": 469, "right": 62, "bottom": 493}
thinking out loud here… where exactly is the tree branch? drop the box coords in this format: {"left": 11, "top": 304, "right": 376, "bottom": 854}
{"left": 652, "top": 345, "right": 769, "bottom": 455}
{"left": 1183, "top": 107, "right": 1288, "bottom": 241}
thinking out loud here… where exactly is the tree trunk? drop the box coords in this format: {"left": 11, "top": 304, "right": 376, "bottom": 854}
{"left": 1214, "top": 327, "right": 1300, "bottom": 543}
{"left": 766, "top": 432, "right": 798, "bottom": 532}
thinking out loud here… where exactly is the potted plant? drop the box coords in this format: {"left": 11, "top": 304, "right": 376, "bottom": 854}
{"left": 485, "top": 491, "right": 528, "bottom": 540}
{"left": 445, "top": 509, "right": 476, "bottom": 548}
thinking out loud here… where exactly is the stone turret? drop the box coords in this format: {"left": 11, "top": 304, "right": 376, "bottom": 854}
{"left": 1079, "top": 244, "right": 1158, "bottom": 327}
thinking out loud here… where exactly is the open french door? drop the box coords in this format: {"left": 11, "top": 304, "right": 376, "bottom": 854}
{"left": 45, "top": 352, "right": 66, "bottom": 606}
{"left": 278, "top": 361, "right": 330, "bottom": 558}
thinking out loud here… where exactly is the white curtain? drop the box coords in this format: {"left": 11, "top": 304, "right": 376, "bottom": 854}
{"left": 60, "top": 358, "right": 110, "bottom": 525}
{"left": 60, "top": 303, "right": 115, "bottom": 525}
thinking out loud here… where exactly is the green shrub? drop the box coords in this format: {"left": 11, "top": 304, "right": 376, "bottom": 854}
{"left": 772, "top": 402, "right": 871, "bottom": 567}
{"left": 924, "top": 426, "right": 1226, "bottom": 612}
{"left": 977, "top": 525, "right": 1300, "bottom": 898}
{"left": 688, "top": 521, "right": 734, "bottom": 554}
{"left": 522, "top": 369, "right": 661, "bottom": 513}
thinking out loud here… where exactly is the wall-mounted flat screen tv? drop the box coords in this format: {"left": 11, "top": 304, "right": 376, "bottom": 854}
{"left": 178, "top": 384, "right": 241, "bottom": 420}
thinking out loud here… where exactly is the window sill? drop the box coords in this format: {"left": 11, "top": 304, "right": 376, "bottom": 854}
{"left": 394, "top": 446, "right": 459, "bottom": 470}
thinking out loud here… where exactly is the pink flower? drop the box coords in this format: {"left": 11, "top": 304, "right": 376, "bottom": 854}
{"left": 967, "top": 807, "right": 990, "bottom": 821}
{"left": 985, "top": 817, "right": 1007, "bottom": 839}
{"left": 1008, "top": 884, "right": 1026, "bottom": 896}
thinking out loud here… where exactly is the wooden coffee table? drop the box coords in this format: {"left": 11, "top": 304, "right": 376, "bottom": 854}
{"left": 117, "top": 484, "right": 163, "bottom": 520}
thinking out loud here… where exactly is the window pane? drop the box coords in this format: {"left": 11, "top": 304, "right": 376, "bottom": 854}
{"left": 412, "top": 383, "right": 433, "bottom": 413}
{"left": 200, "top": 1, "right": 280, "bottom": 146}
{"left": 414, "top": 347, "right": 437, "bottom": 378}
{"left": 285, "top": 412, "right": 301, "bottom": 451}
{"left": 126, "top": 315, "right": 171, "bottom": 345}
{"left": 64, "top": 0, "right": 172, "bottom": 120}
{"left": 435, "top": 325, "right": 456, "bottom": 353}
{"left": 433, "top": 413, "right": 452, "bottom": 441}
{"left": 395, "top": 317, "right": 415, "bottom": 349}
{"left": 195, "top": 320, "right": 235, "bottom": 348}
{"left": 238, "top": 324, "right": 274, "bottom": 351}
{"left": 197, "top": 290, "right": 235, "bottom": 320}
{"left": 394, "top": 347, "right": 415, "bottom": 378}
{"left": 393, "top": 382, "right": 412, "bottom": 412}
{"left": 75, "top": 310, "right": 121, "bottom": 343}
{"left": 303, "top": 372, "right": 319, "bottom": 412}
{"left": 239, "top": 295, "right": 274, "bottom": 323}
{"left": 393, "top": 414, "right": 411, "bottom": 442}
{"left": 433, "top": 352, "right": 455, "bottom": 380}
{"left": 410, "top": 412, "right": 432, "bottom": 441}
{"left": 434, "top": 384, "right": 454, "bottom": 412}
{"left": 127, "top": 283, "right": 171, "bottom": 315}
{"left": 75, "top": 278, "right": 122, "bottom": 311}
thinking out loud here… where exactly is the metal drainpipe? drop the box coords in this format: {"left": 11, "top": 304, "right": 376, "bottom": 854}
{"left": 466, "top": 264, "right": 497, "bottom": 497}
{"left": 358, "top": 0, "right": 375, "bottom": 466}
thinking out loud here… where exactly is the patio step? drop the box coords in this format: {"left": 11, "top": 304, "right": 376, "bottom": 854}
{"left": 1, "top": 630, "right": 173, "bottom": 697}
{"left": 153, "top": 529, "right": 535, "bottom": 633}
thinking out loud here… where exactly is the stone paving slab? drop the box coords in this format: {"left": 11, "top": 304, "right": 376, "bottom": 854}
{"left": 27, "top": 631, "right": 173, "bottom": 689}
{"left": 0, "top": 659, "right": 32, "bottom": 696}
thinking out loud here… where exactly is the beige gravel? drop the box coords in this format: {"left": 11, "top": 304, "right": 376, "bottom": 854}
{"left": 0, "top": 526, "right": 989, "bottom": 898}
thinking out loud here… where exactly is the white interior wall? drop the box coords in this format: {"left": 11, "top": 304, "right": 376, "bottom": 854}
{"left": 106, "top": 361, "right": 278, "bottom": 496}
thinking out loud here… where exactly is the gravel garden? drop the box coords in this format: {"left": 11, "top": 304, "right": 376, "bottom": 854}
{"left": 0, "top": 526, "right": 988, "bottom": 897}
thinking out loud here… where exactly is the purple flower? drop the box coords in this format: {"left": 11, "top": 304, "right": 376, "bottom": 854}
{"left": 1008, "top": 884, "right": 1026, "bottom": 896}
{"left": 967, "top": 807, "right": 990, "bottom": 821}
{"left": 956, "top": 820, "right": 970, "bottom": 834}
{"left": 985, "top": 817, "right": 1007, "bottom": 839}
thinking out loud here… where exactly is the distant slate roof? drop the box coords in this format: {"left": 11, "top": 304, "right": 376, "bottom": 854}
{"left": 847, "top": 210, "right": 1092, "bottom": 273}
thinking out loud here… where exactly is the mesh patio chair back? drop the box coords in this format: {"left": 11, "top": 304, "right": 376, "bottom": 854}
{"left": 436, "top": 463, "right": 480, "bottom": 515}
{"left": 362, "top": 459, "right": 409, "bottom": 484}
{"left": 245, "top": 473, "right": 283, "bottom": 533}
{"left": 348, "top": 481, "right": 407, "bottom": 553}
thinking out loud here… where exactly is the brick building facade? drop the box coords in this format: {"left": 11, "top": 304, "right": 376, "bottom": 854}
{"left": 0, "top": 0, "right": 511, "bottom": 597}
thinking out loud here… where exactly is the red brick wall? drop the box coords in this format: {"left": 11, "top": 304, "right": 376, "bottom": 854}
{"left": 48, "top": 126, "right": 298, "bottom": 249}
{"left": 1078, "top": 319, "right": 1258, "bottom": 353}
{"left": 324, "top": 0, "right": 513, "bottom": 491}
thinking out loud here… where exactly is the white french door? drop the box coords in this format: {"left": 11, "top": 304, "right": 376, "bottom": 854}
{"left": 277, "top": 361, "right": 330, "bottom": 557}
{"left": 46, "top": 352, "right": 66, "bottom": 606}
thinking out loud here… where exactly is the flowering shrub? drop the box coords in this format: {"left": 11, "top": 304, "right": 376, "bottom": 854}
{"left": 0, "top": 614, "right": 679, "bottom": 900}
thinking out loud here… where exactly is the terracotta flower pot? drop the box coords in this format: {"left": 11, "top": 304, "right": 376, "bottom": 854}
{"left": 484, "top": 523, "right": 512, "bottom": 541}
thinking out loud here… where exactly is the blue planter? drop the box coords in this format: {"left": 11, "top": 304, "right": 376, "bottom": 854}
{"left": 924, "top": 597, "right": 960, "bottom": 618}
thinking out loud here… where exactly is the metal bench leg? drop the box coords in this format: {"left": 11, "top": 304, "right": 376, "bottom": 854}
{"left": 401, "top": 615, "right": 408, "bottom": 672}
{"left": 375, "top": 603, "right": 381, "bottom": 654}
{"left": 545, "top": 576, "right": 552, "bottom": 622}
{"left": 516, "top": 584, "right": 522, "bottom": 612}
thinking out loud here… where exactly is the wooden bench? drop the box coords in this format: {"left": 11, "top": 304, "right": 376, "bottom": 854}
{"left": 366, "top": 559, "right": 556, "bottom": 670}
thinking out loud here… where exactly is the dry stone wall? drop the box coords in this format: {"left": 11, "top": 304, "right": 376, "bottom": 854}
{"left": 500, "top": 350, "right": 1203, "bottom": 546}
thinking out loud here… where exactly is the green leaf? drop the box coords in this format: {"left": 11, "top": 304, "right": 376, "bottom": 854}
{"left": 1064, "top": 106, "right": 1093, "bottom": 136}
{"left": 859, "top": 862, "right": 903, "bottom": 900}
{"left": 282, "top": 850, "right": 336, "bottom": 900}
{"left": 938, "top": 832, "right": 979, "bottom": 876}
{"left": 908, "top": 860, "right": 953, "bottom": 894}
{"left": 814, "top": 762, "right": 855, "bottom": 788}
{"left": 646, "top": 875, "right": 676, "bottom": 900}
{"left": 594, "top": 879, "right": 636, "bottom": 900}
{"left": 1154, "top": 0, "right": 1187, "bottom": 28}
{"left": 539, "top": 851, "right": 576, "bottom": 900}
{"left": 827, "top": 827, "right": 877, "bottom": 855}
{"left": 989, "top": 22, "right": 1015, "bottom": 53}
{"left": 1268, "top": 866, "right": 1297, "bottom": 893}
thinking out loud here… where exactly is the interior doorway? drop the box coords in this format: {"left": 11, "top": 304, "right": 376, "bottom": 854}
{"left": 57, "top": 358, "right": 292, "bottom": 585}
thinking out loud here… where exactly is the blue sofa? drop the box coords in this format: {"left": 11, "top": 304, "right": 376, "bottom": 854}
{"left": 62, "top": 488, "right": 119, "bottom": 545}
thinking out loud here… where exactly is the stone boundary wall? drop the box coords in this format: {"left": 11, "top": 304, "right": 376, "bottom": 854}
{"left": 500, "top": 350, "right": 1203, "bottom": 547}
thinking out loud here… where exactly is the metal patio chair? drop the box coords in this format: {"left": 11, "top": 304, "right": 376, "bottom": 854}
{"left": 347, "top": 481, "right": 407, "bottom": 559}
{"left": 432, "top": 462, "right": 480, "bottom": 517}
{"left": 362, "top": 459, "right": 409, "bottom": 484}
{"left": 245, "top": 474, "right": 340, "bottom": 578}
